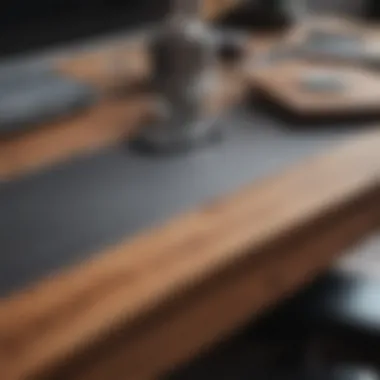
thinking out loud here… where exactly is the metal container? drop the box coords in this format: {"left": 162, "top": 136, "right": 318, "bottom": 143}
{"left": 131, "top": 0, "right": 221, "bottom": 154}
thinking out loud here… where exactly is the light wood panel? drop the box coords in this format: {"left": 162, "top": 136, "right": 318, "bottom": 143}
{"left": 58, "top": 42, "right": 151, "bottom": 94}
{"left": 68, "top": 191, "right": 380, "bottom": 380}
{"left": 0, "top": 96, "right": 155, "bottom": 180}
{"left": 1, "top": 129, "right": 380, "bottom": 380}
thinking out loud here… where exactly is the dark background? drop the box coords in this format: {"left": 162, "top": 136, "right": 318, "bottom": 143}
{"left": 0, "top": 0, "right": 377, "bottom": 58}
{"left": 0, "top": 1, "right": 170, "bottom": 57}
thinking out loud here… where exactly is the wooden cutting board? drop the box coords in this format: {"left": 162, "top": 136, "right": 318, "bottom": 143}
{"left": 250, "top": 60, "right": 380, "bottom": 116}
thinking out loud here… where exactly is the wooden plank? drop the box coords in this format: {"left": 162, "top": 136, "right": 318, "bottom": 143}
{"left": 0, "top": 96, "right": 155, "bottom": 181}
{"left": 68, "top": 191, "right": 380, "bottom": 380}
{"left": 1, "top": 129, "right": 380, "bottom": 380}
{"left": 57, "top": 42, "right": 151, "bottom": 94}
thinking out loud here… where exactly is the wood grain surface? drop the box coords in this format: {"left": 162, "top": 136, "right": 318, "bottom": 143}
{"left": 1, "top": 17, "right": 380, "bottom": 379}
{"left": 1, "top": 129, "right": 380, "bottom": 380}
{"left": 0, "top": 96, "right": 155, "bottom": 180}
{"left": 57, "top": 42, "right": 151, "bottom": 94}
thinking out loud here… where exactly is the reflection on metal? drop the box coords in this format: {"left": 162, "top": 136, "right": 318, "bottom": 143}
{"left": 130, "top": 0, "right": 223, "bottom": 154}
{"left": 286, "top": 0, "right": 310, "bottom": 22}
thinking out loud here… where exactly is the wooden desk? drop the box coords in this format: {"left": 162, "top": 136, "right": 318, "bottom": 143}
{"left": 1, "top": 129, "right": 380, "bottom": 380}
{"left": 1, "top": 21, "right": 380, "bottom": 380}
{"left": 58, "top": 41, "right": 151, "bottom": 94}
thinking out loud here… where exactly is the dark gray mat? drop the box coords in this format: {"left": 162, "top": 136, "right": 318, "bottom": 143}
{"left": 0, "top": 68, "right": 98, "bottom": 134}
{"left": 0, "top": 107, "right": 365, "bottom": 297}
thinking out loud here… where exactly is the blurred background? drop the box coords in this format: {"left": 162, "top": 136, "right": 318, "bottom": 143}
{"left": 0, "top": 0, "right": 375, "bottom": 57}
{"left": 0, "top": 1, "right": 380, "bottom": 380}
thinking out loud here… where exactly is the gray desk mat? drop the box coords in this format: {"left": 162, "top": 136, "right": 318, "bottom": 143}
{"left": 0, "top": 28, "right": 149, "bottom": 135}
{"left": 0, "top": 68, "right": 98, "bottom": 134}
{"left": 0, "top": 107, "right": 367, "bottom": 297}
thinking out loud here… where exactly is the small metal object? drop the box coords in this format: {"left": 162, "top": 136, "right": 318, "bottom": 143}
{"left": 130, "top": 0, "right": 223, "bottom": 154}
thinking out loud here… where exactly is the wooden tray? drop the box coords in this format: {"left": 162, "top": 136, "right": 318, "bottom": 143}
{"left": 281, "top": 17, "right": 380, "bottom": 66}
{"left": 250, "top": 60, "right": 380, "bottom": 117}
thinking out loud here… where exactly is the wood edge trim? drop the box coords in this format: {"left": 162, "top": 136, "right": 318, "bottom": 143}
{"left": 52, "top": 186, "right": 380, "bottom": 380}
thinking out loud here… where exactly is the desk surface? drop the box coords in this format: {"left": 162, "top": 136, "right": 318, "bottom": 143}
{"left": 1, "top": 109, "right": 380, "bottom": 380}
{"left": 0, "top": 107, "right": 364, "bottom": 297}
{"left": 1, "top": 21, "right": 380, "bottom": 380}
